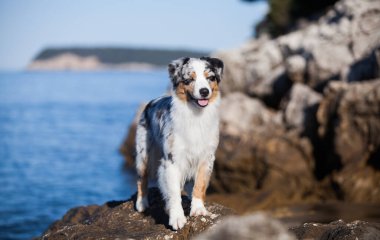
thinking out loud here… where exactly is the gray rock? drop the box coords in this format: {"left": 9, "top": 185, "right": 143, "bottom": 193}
{"left": 211, "top": 92, "right": 316, "bottom": 203}
{"left": 286, "top": 55, "right": 306, "bottom": 83}
{"left": 284, "top": 83, "right": 322, "bottom": 132}
{"left": 219, "top": 92, "right": 281, "bottom": 138}
{"left": 317, "top": 79, "right": 380, "bottom": 166}
{"left": 317, "top": 79, "right": 380, "bottom": 203}
{"left": 215, "top": 0, "right": 380, "bottom": 104}
{"left": 195, "top": 213, "right": 296, "bottom": 240}
{"left": 290, "top": 219, "right": 380, "bottom": 240}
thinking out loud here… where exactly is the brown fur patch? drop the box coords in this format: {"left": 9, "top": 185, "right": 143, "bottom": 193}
{"left": 190, "top": 71, "right": 197, "bottom": 80}
{"left": 137, "top": 159, "right": 148, "bottom": 198}
{"left": 193, "top": 164, "right": 211, "bottom": 201}
{"left": 175, "top": 82, "right": 195, "bottom": 103}
{"left": 137, "top": 174, "right": 148, "bottom": 198}
{"left": 203, "top": 71, "right": 209, "bottom": 78}
{"left": 209, "top": 81, "right": 219, "bottom": 103}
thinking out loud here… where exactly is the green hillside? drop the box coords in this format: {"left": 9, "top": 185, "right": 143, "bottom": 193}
{"left": 33, "top": 47, "right": 210, "bottom": 66}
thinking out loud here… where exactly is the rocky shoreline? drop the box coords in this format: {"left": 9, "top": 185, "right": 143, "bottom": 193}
{"left": 38, "top": 188, "right": 233, "bottom": 240}
{"left": 38, "top": 188, "right": 380, "bottom": 239}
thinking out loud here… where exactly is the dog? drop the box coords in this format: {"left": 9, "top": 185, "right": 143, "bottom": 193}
{"left": 134, "top": 57, "right": 224, "bottom": 230}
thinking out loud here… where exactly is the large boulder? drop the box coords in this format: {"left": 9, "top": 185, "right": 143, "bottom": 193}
{"left": 196, "top": 213, "right": 380, "bottom": 240}
{"left": 290, "top": 219, "right": 380, "bottom": 240}
{"left": 215, "top": 0, "right": 380, "bottom": 107}
{"left": 194, "top": 213, "right": 296, "bottom": 240}
{"left": 210, "top": 93, "right": 318, "bottom": 207}
{"left": 317, "top": 79, "right": 380, "bottom": 203}
{"left": 283, "top": 83, "right": 322, "bottom": 133}
{"left": 317, "top": 80, "right": 380, "bottom": 167}
{"left": 38, "top": 188, "right": 233, "bottom": 240}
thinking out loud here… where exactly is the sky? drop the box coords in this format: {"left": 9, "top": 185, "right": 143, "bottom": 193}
{"left": 0, "top": 0, "right": 268, "bottom": 70}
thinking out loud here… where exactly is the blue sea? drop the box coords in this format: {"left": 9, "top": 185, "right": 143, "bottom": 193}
{"left": 0, "top": 71, "right": 169, "bottom": 239}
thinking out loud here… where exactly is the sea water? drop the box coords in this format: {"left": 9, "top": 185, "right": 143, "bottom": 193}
{"left": 0, "top": 70, "right": 168, "bottom": 239}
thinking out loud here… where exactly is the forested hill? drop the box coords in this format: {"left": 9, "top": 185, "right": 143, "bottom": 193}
{"left": 34, "top": 47, "right": 209, "bottom": 66}
{"left": 28, "top": 47, "right": 209, "bottom": 70}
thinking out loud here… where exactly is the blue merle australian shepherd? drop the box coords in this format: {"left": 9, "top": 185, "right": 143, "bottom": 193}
{"left": 134, "top": 57, "right": 224, "bottom": 230}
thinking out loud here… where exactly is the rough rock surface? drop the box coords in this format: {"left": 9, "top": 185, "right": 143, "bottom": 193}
{"left": 215, "top": 0, "right": 380, "bottom": 107}
{"left": 196, "top": 213, "right": 380, "bottom": 240}
{"left": 317, "top": 80, "right": 380, "bottom": 202}
{"left": 194, "top": 213, "right": 296, "bottom": 240}
{"left": 290, "top": 219, "right": 380, "bottom": 240}
{"left": 211, "top": 93, "right": 316, "bottom": 200}
{"left": 38, "top": 188, "right": 233, "bottom": 240}
{"left": 318, "top": 80, "right": 380, "bottom": 167}
{"left": 283, "top": 83, "right": 322, "bottom": 132}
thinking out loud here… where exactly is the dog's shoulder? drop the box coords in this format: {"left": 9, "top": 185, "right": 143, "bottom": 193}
{"left": 144, "top": 95, "right": 172, "bottom": 115}
{"left": 140, "top": 95, "right": 172, "bottom": 127}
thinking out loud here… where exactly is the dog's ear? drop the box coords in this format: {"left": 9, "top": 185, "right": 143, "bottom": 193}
{"left": 168, "top": 57, "right": 190, "bottom": 87}
{"left": 201, "top": 57, "right": 224, "bottom": 82}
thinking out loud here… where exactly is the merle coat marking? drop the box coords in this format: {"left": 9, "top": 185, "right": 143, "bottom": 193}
{"left": 135, "top": 57, "right": 224, "bottom": 230}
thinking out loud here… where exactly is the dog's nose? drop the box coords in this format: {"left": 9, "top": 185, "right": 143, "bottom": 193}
{"left": 199, "top": 88, "right": 210, "bottom": 98}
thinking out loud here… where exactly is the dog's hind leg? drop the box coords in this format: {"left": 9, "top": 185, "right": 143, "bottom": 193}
{"left": 135, "top": 124, "right": 149, "bottom": 212}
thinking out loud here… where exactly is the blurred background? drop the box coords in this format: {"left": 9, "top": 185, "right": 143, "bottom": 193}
{"left": 1, "top": 0, "right": 379, "bottom": 239}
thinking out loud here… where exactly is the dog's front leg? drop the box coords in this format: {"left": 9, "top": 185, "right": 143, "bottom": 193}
{"left": 158, "top": 160, "right": 187, "bottom": 230}
{"left": 190, "top": 156, "right": 214, "bottom": 216}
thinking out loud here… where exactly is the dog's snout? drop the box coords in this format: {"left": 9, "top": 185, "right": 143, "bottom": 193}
{"left": 199, "top": 88, "right": 210, "bottom": 98}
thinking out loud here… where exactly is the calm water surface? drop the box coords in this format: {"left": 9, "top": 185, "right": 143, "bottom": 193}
{"left": 0, "top": 71, "right": 168, "bottom": 239}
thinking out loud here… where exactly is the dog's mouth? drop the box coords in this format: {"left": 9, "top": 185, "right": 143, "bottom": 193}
{"left": 197, "top": 99, "right": 209, "bottom": 107}
{"left": 187, "top": 93, "right": 209, "bottom": 108}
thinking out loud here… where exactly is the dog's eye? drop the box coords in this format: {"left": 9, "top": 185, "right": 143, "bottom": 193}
{"left": 183, "top": 79, "right": 192, "bottom": 85}
{"left": 208, "top": 76, "right": 216, "bottom": 82}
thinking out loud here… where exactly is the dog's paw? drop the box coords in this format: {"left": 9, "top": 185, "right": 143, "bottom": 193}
{"left": 169, "top": 209, "right": 187, "bottom": 230}
{"left": 190, "top": 205, "right": 209, "bottom": 217}
{"left": 135, "top": 196, "right": 149, "bottom": 212}
{"left": 190, "top": 197, "right": 209, "bottom": 217}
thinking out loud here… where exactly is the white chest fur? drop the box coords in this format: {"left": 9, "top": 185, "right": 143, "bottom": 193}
{"left": 171, "top": 96, "right": 220, "bottom": 172}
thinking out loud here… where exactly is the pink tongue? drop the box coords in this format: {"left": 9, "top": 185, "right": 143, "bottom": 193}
{"left": 198, "top": 99, "right": 209, "bottom": 107}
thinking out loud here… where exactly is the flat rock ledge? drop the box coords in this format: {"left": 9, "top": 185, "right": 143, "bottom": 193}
{"left": 38, "top": 188, "right": 233, "bottom": 240}
{"left": 195, "top": 214, "right": 380, "bottom": 240}
{"left": 290, "top": 219, "right": 380, "bottom": 240}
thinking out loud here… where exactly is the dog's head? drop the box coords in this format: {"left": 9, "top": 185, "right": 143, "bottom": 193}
{"left": 168, "top": 57, "right": 224, "bottom": 108}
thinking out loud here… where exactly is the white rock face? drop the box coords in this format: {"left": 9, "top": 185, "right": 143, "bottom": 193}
{"left": 215, "top": 0, "right": 380, "bottom": 98}
{"left": 220, "top": 92, "right": 281, "bottom": 137}
{"left": 284, "top": 83, "right": 322, "bottom": 131}
{"left": 286, "top": 55, "right": 306, "bottom": 83}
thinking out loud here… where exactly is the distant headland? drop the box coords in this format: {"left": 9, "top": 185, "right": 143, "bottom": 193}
{"left": 28, "top": 47, "right": 209, "bottom": 71}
